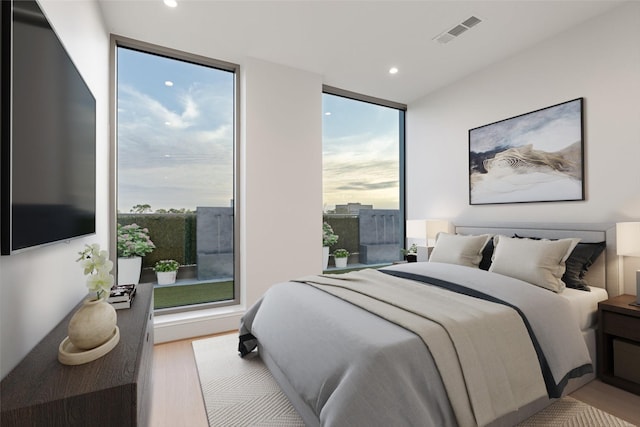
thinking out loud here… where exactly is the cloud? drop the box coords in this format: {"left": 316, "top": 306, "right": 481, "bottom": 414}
{"left": 322, "top": 122, "right": 401, "bottom": 210}
{"left": 337, "top": 181, "right": 398, "bottom": 191}
{"left": 119, "top": 85, "right": 193, "bottom": 130}
{"left": 117, "top": 78, "right": 234, "bottom": 210}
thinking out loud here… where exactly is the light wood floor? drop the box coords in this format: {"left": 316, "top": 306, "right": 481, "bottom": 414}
{"left": 150, "top": 333, "right": 640, "bottom": 427}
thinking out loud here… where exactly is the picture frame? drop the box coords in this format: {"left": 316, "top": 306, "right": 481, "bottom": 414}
{"left": 469, "top": 98, "right": 584, "bottom": 205}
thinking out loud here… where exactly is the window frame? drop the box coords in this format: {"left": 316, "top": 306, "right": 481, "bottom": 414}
{"left": 321, "top": 85, "right": 407, "bottom": 257}
{"left": 109, "top": 35, "right": 241, "bottom": 312}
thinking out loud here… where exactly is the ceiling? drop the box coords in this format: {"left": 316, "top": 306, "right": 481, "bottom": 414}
{"left": 97, "top": 0, "right": 623, "bottom": 105}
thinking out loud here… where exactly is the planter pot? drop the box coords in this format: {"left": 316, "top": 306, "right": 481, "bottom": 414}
{"left": 68, "top": 297, "right": 118, "bottom": 350}
{"left": 156, "top": 271, "right": 177, "bottom": 285}
{"left": 406, "top": 254, "right": 417, "bottom": 263}
{"left": 322, "top": 246, "right": 330, "bottom": 270}
{"left": 118, "top": 256, "right": 142, "bottom": 286}
{"left": 335, "top": 257, "right": 348, "bottom": 268}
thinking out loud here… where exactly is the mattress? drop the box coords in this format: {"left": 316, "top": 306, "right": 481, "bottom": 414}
{"left": 560, "top": 286, "right": 608, "bottom": 331}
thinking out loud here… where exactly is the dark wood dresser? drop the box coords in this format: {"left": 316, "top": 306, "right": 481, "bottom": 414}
{"left": 1, "top": 283, "right": 154, "bottom": 426}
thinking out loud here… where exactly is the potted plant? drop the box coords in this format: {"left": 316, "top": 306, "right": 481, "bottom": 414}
{"left": 333, "top": 248, "right": 350, "bottom": 268}
{"left": 117, "top": 223, "right": 155, "bottom": 285}
{"left": 402, "top": 244, "right": 418, "bottom": 262}
{"left": 153, "top": 259, "right": 179, "bottom": 285}
{"left": 323, "top": 222, "right": 339, "bottom": 270}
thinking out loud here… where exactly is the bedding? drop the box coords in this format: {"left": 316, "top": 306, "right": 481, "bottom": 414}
{"left": 450, "top": 232, "right": 606, "bottom": 292}
{"left": 560, "top": 286, "right": 608, "bottom": 331}
{"left": 428, "top": 233, "right": 491, "bottom": 267}
{"left": 489, "top": 235, "right": 580, "bottom": 292}
{"left": 512, "top": 235, "right": 606, "bottom": 291}
{"left": 239, "top": 261, "right": 594, "bottom": 427}
{"left": 561, "top": 242, "right": 606, "bottom": 291}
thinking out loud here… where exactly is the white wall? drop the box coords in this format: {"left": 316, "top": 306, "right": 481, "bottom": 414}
{"left": 0, "top": 0, "right": 110, "bottom": 378}
{"left": 241, "top": 58, "right": 323, "bottom": 308}
{"left": 406, "top": 3, "right": 640, "bottom": 293}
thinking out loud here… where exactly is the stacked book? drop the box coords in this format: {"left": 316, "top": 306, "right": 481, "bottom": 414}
{"left": 108, "top": 284, "right": 137, "bottom": 309}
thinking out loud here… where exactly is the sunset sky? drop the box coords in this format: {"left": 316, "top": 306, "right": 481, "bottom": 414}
{"left": 117, "top": 48, "right": 401, "bottom": 213}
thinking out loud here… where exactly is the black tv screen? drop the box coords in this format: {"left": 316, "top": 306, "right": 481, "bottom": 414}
{"left": 1, "top": 0, "right": 96, "bottom": 255}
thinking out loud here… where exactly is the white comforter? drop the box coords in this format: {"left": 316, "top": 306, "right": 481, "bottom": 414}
{"left": 239, "top": 262, "right": 593, "bottom": 427}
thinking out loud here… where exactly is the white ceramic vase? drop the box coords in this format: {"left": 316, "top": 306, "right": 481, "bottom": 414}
{"left": 68, "top": 297, "right": 117, "bottom": 350}
{"left": 322, "top": 246, "right": 330, "bottom": 270}
{"left": 335, "top": 257, "right": 348, "bottom": 268}
{"left": 118, "top": 256, "right": 142, "bottom": 285}
{"left": 156, "top": 271, "right": 177, "bottom": 285}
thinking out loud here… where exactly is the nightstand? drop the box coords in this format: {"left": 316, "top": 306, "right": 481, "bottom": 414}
{"left": 597, "top": 294, "right": 640, "bottom": 395}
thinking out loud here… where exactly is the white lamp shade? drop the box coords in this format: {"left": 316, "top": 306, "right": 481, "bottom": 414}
{"left": 426, "top": 220, "right": 451, "bottom": 240}
{"left": 406, "top": 220, "right": 427, "bottom": 239}
{"left": 425, "top": 220, "right": 452, "bottom": 247}
{"left": 616, "top": 222, "right": 640, "bottom": 257}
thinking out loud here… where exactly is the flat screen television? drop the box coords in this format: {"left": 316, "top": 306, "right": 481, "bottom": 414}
{"left": 1, "top": 0, "right": 96, "bottom": 255}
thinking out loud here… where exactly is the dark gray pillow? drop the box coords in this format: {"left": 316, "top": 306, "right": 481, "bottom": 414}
{"left": 562, "top": 241, "right": 606, "bottom": 291}
{"left": 479, "top": 238, "right": 494, "bottom": 271}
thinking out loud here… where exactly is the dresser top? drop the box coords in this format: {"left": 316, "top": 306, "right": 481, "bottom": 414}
{"left": 1, "top": 283, "right": 153, "bottom": 410}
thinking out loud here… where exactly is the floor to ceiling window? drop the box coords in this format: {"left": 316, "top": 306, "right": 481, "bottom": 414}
{"left": 322, "top": 87, "right": 406, "bottom": 270}
{"left": 115, "top": 40, "right": 239, "bottom": 312}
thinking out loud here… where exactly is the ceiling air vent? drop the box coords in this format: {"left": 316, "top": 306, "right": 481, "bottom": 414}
{"left": 448, "top": 25, "right": 468, "bottom": 37}
{"left": 434, "top": 15, "right": 483, "bottom": 44}
{"left": 462, "top": 16, "right": 482, "bottom": 28}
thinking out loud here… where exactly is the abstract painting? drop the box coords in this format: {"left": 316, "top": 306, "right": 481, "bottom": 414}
{"left": 469, "top": 98, "right": 584, "bottom": 205}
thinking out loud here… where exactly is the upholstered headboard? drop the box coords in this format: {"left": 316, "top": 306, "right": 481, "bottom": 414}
{"left": 454, "top": 222, "right": 620, "bottom": 296}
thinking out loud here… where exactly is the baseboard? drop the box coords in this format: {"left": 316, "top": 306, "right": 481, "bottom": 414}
{"left": 153, "top": 306, "right": 245, "bottom": 343}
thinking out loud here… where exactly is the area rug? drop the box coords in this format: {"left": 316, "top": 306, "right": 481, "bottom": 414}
{"left": 193, "top": 334, "right": 636, "bottom": 427}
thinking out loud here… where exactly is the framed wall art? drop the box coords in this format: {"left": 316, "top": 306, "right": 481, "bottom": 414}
{"left": 469, "top": 98, "right": 584, "bottom": 205}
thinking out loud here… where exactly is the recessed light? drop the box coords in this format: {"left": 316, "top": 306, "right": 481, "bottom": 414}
{"left": 389, "top": 67, "right": 399, "bottom": 75}
{"left": 164, "top": 0, "right": 177, "bottom": 8}
{"left": 325, "top": 112, "right": 332, "bottom": 116}
{"left": 165, "top": 80, "right": 174, "bottom": 87}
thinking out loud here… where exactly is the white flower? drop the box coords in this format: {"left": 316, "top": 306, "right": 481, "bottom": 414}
{"left": 87, "top": 270, "right": 114, "bottom": 297}
{"left": 77, "top": 244, "right": 115, "bottom": 299}
{"left": 81, "top": 259, "right": 95, "bottom": 275}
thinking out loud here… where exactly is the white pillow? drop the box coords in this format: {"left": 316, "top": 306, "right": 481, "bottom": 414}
{"left": 429, "top": 233, "right": 491, "bottom": 268}
{"left": 489, "top": 235, "right": 580, "bottom": 292}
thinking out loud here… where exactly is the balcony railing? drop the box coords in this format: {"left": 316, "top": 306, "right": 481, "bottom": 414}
{"left": 118, "top": 209, "right": 403, "bottom": 309}
{"left": 323, "top": 210, "right": 403, "bottom": 268}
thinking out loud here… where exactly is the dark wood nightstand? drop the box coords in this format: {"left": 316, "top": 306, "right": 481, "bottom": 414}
{"left": 597, "top": 294, "right": 640, "bottom": 395}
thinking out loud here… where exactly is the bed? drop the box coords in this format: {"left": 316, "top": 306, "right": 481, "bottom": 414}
{"left": 239, "top": 223, "right": 619, "bottom": 427}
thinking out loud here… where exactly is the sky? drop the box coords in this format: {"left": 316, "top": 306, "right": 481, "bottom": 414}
{"left": 117, "top": 47, "right": 401, "bottom": 213}
{"left": 117, "top": 47, "right": 234, "bottom": 212}
{"left": 322, "top": 94, "right": 400, "bottom": 211}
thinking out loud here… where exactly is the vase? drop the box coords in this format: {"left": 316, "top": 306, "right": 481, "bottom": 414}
{"left": 156, "top": 271, "right": 177, "bottom": 285}
{"left": 118, "top": 256, "right": 142, "bottom": 285}
{"left": 322, "top": 246, "right": 330, "bottom": 270}
{"left": 335, "top": 257, "right": 348, "bottom": 268}
{"left": 68, "top": 297, "right": 118, "bottom": 350}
